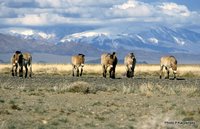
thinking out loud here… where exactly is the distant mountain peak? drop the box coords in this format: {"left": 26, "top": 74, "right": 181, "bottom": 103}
{"left": 1, "top": 28, "right": 56, "bottom": 42}
{"left": 10, "top": 29, "right": 34, "bottom": 36}
{"left": 60, "top": 31, "right": 109, "bottom": 43}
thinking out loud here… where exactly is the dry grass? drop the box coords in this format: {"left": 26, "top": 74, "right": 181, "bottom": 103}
{"left": 0, "top": 64, "right": 200, "bottom": 77}
{"left": 177, "top": 64, "right": 200, "bottom": 77}
{"left": 0, "top": 66, "right": 199, "bottom": 129}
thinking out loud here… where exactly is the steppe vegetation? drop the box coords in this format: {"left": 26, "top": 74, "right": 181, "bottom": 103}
{"left": 1, "top": 63, "right": 200, "bottom": 77}
{"left": 0, "top": 63, "right": 200, "bottom": 129}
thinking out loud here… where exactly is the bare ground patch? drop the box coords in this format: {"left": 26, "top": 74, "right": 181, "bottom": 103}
{"left": 0, "top": 74, "right": 200, "bottom": 129}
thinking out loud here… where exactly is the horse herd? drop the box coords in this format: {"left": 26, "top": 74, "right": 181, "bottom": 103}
{"left": 11, "top": 51, "right": 177, "bottom": 79}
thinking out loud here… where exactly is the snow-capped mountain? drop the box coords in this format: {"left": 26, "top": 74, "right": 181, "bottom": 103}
{"left": 1, "top": 25, "right": 200, "bottom": 55}
{"left": 60, "top": 31, "right": 110, "bottom": 43}
{"left": 1, "top": 28, "right": 57, "bottom": 43}
{"left": 60, "top": 26, "right": 200, "bottom": 54}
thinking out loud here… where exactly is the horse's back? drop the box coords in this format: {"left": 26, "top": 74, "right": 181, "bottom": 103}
{"left": 71, "top": 54, "right": 85, "bottom": 66}
{"left": 101, "top": 53, "right": 110, "bottom": 65}
{"left": 22, "top": 53, "right": 32, "bottom": 65}
{"left": 160, "top": 56, "right": 177, "bottom": 67}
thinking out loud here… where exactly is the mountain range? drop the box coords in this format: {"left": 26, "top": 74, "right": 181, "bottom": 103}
{"left": 1, "top": 25, "right": 200, "bottom": 64}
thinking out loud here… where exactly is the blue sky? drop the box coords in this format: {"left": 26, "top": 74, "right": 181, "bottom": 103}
{"left": 0, "top": 0, "right": 199, "bottom": 27}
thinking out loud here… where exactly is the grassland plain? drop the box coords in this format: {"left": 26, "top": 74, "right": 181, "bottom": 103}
{"left": 0, "top": 64, "right": 200, "bottom": 129}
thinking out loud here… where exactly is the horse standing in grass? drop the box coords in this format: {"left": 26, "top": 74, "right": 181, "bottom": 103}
{"left": 124, "top": 53, "right": 136, "bottom": 78}
{"left": 71, "top": 54, "right": 85, "bottom": 77}
{"left": 101, "top": 52, "right": 118, "bottom": 79}
{"left": 159, "top": 55, "right": 177, "bottom": 79}
{"left": 11, "top": 51, "right": 32, "bottom": 78}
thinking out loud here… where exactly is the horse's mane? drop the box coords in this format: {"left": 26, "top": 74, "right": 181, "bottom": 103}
{"left": 15, "top": 51, "right": 22, "bottom": 54}
{"left": 78, "top": 53, "right": 85, "bottom": 57}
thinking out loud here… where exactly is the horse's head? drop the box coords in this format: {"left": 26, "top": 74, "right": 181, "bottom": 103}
{"left": 12, "top": 51, "right": 22, "bottom": 65}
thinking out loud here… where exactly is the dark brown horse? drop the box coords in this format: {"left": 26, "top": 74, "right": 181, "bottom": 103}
{"left": 11, "top": 51, "right": 32, "bottom": 78}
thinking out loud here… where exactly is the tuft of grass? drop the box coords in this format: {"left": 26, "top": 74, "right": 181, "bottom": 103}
{"left": 66, "top": 81, "right": 92, "bottom": 93}
{"left": 94, "top": 114, "right": 106, "bottom": 121}
{"left": 52, "top": 81, "right": 108, "bottom": 94}
{"left": 33, "top": 106, "right": 47, "bottom": 114}
{"left": 11, "top": 104, "right": 22, "bottom": 111}
{"left": 0, "top": 99, "right": 5, "bottom": 103}
{"left": 9, "top": 100, "right": 16, "bottom": 105}
{"left": 58, "top": 117, "right": 68, "bottom": 123}
{"left": 92, "top": 101, "right": 102, "bottom": 106}
{"left": 84, "top": 122, "right": 96, "bottom": 128}
{"left": 54, "top": 81, "right": 93, "bottom": 94}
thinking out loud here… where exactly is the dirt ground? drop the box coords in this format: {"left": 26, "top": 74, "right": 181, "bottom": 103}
{"left": 0, "top": 74, "right": 200, "bottom": 129}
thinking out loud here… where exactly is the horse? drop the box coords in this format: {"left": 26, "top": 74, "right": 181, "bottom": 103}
{"left": 11, "top": 51, "right": 32, "bottom": 78}
{"left": 101, "top": 52, "right": 118, "bottom": 79}
{"left": 159, "top": 55, "right": 177, "bottom": 79}
{"left": 124, "top": 53, "right": 136, "bottom": 78}
{"left": 71, "top": 54, "right": 85, "bottom": 77}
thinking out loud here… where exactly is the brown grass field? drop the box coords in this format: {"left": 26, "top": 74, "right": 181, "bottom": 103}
{"left": 0, "top": 64, "right": 200, "bottom": 129}
{"left": 1, "top": 63, "right": 200, "bottom": 77}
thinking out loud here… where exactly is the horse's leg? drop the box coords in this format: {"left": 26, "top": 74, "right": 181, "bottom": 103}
{"left": 102, "top": 65, "right": 106, "bottom": 78}
{"left": 126, "top": 65, "right": 129, "bottom": 78}
{"left": 29, "top": 64, "right": 32, "bottom": 77}
{"left": 126, "top": 71, "right": 129, "bottom": 78}
{"left": 19, "top": 65, "right": 23, "bottom": 77}
{"left": 80, "top": 66, "right": 83, "bottom": 76}
{"left": 11, "top": 64, "right": 15, "bottom": 76}
{"left": 132, "top": 67, "right": 135, "bottom": 78}
{"left": 109, "top": 66, "right": 115, "bottom": 79}
{"left": 76, "top": 67, "right": 79, "bottom": 77}
{"left": 25, "top": 65, "right": 28, "bottom": 78}
{"left": 128, "top": 66, "right": 134, "bottom": 78}
{"left": 173, "top": 70, "right": 177, "bottom": 80}
{"left": 111, "top": 66, "right": 116, "bottom": 79}
{"left": 15, "top": 64, "right": 18, "bottom": 76}
{"left": 109, "top": 67, "right": 113, "bottom": 78}
{"left": 165, "top": 67, "right": 169, "bottom": 79}
{"left": 159, "top": 65, "right": 164, "bottom": 79}
{"left": 114, "top": 66, "right": 116, "bottom": 79}
{"left": 72, "top": 65, "right": 75, "bottom": 76}
{"left": 129, "top": 70, "right": 133, "bottom": 78}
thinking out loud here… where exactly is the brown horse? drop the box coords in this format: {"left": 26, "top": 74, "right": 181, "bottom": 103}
{"left": 124, "top": 53, "right": 136, "bottom": 78}
{"left": 159, "top": 55, "right": 177, "bottom": 79}
{"left": 11, "top": 51, "right": 32, "bottom": 78}
{"left": 71, "top": 54, "right": 85, "bottom": 77}
{"left": 101, "top": 52, "right": 118, "bottom": 79}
